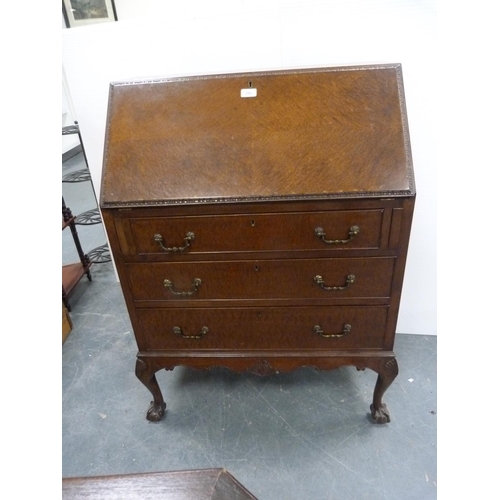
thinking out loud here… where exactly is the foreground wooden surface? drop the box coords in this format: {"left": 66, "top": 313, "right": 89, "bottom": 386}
{"left": 62, "top": 468, "right": 258, "bottom": 500}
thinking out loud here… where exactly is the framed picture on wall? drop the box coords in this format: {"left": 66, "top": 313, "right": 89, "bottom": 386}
{"left": 62, "top": 0, "right": 117, "bottom": 28}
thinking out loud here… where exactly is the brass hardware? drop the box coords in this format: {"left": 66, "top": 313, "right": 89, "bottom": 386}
{"left": 315, "top": 225, "right": 359, "bottom": 244}
{"left": 154, "top": 231, "right": 195, "bottom": 252}
{"left": 173, "top": 326, "right": 209, "bottom": 339}
{"left": 314, "top": 324, "right": 351, "bottom": 338}
{"left": 314, "top": 274, "right": 355, "bottom": 290}
{"left": 163, "top": 278, "right": 202, "bottom": 296}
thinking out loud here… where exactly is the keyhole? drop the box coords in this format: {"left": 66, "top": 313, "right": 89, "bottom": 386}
{"left": 250, "top": 219, "right": 256, "bottom": 227}
{"left": 248, "top": 81, "right": 253, "bottom": 88}
{"left": 254, "top": 265, "right": 259, "bottom": 272}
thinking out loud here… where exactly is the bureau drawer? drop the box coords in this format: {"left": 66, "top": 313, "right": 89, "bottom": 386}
{"left": 136, "top": 306, "right": 388, "bottom": 351}
{"left": 127, "top": 210, "right": 384, "bottom": 255}
{"left": 125, "top": 257, "right": 394, "bottom": 302}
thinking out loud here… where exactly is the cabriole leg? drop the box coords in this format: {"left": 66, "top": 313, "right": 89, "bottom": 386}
{"left": 370, "top": 358, "right": 399, "bottom": 424}
{"left": 135, "top": 358, "right": 166, "bottom": 422}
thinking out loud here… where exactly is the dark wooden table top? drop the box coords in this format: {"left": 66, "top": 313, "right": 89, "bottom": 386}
{"left": 62, "top": 468, "right": 258, "bottom": 499}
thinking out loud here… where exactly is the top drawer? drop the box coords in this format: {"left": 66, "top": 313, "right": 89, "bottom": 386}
{"left": 124, "top": 210, "right": 384, "bottom": 256}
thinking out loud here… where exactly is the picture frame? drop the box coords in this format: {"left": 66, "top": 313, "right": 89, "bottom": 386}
{"left": 62, "top": 0, "right": 117, "bottom": 29}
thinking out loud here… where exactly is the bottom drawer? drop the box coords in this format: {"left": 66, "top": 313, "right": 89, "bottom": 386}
{"left": 136, "top": 306, "right": 388, "bottom": 351}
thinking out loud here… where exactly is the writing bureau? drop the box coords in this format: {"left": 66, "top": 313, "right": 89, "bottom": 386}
{"left": 100, "top": 64, "right": 415, "bottom": 424}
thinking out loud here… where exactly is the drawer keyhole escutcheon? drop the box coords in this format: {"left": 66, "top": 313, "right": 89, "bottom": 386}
{"left": 154, "top": 231, "right": 195, "bottom": 252}
{"left": 164, "top": 278, "right": 202, "bottom": 296}
{"left": 314, "top": 324, "right": 351, "bottom": 338}
{"left": 314, "top": 274, "right": 355, "bottom": 291}
{"left": 173, "top": 326, "right": 209, "bottom": 339}
{"left": 315, "top": 225, "right": 359, "bottom": 245}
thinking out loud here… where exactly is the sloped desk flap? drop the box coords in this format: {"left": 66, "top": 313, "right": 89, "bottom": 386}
{"left": 100, "top": 64, "right": 414, "bottom": 207}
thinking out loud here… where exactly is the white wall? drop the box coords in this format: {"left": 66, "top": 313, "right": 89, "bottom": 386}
{"left": 62, "top": 0, "right": 437, "bottom": 335}
{"left": 62, "top": 67, "right": 80, "bottom": 154}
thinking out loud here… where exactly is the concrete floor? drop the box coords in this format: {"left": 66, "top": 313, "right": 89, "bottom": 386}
{"left": 62, "top": 152, "right": 437, "bottom": 500}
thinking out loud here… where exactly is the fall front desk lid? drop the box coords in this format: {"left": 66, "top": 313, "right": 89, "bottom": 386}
{"left": 100, "top": 64, "right": 414, "bottom": 208}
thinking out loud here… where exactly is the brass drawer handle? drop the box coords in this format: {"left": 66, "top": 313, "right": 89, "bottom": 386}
{"left": 173, "top": 326, "right": 209, "bottom": 339}
{"left": 154, "top": 231, "right": 195, "bottom": 252}
{"left": 163, "top": 278, "right": 202, "bottom": 296}
{"left": 314, "top": 274, "right": 355, "bottom": 290}
{"left": 314, "top": 324, "right": 351, "bottom": 338}
{"left": 315, "top": 225, "right": 359, "bottom": 245}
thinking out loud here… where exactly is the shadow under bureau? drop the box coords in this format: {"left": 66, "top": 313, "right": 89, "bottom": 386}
{"left": 100, "top": 64, "right": 415, "bottom": 424}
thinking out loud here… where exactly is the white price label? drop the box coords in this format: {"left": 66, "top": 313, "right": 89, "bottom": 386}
{"left": 240, "top": 88, "right": 257, "bottom": 98}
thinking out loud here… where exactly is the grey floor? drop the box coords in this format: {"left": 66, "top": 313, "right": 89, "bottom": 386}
{"left": 62, "top": 152, "right": 437, "bottom": 500}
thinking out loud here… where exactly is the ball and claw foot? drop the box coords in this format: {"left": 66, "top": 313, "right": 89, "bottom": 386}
{"left": 146, "top": 401, "right": 166, "bottom": 422}
{"left": 370, "top": 403, "right": 391, "bottom": 424}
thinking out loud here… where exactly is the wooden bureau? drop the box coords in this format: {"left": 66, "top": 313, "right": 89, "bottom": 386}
{"left": 100, "top": 64, "right": 415, "bottom": 424}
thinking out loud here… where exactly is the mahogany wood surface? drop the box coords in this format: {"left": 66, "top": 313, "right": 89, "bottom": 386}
{"left": 62, "top": 468, "right": 258, "bottom": 500}
{"left": 129, "top": 209, "right": 385, "bottom": 254}
{"left": 100, "top": 64, "right": 416, "bottom": 424}
{"left": 62, "top": 263, "right": 90, "bottom": 301}
{"left": 101, "top": 65, "right": 413, "bottom": 207}
{"left": 125, "top": 257, "right": 394, "bottom": 302}
{"left": 136, "top": 305, "right": 388, "bottom": 351}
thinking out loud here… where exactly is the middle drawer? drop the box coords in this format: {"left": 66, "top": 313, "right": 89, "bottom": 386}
{"left": 125, "top": 257, "right": 395, "bottom": 302}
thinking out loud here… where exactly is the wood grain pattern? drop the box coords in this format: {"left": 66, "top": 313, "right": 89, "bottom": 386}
{"left": 100, "top": 64, "right": 416, "bottom": 423}
{"left": 125, "top": 257, "right": 395, "bottom": 302}
{"left": 136, "top": 305, "right": 388, "bottom": 351}
{"left": 62, "top": 468, "right": 258, "bottom": 499}
{"left": 101, "top": 65, "right": 413, "bottom": 207}
{"left": 130, "top": 209, "right": 384, "bottom": 255}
